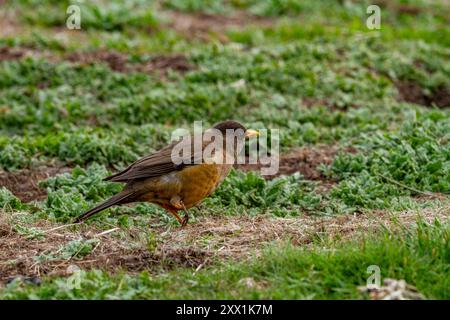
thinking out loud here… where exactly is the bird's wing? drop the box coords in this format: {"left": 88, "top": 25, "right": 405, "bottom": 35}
{"left": 104, "top": 136, "right": 206, "bottom": 182}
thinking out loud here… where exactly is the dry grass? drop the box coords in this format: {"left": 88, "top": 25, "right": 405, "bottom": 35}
{"left": 1, "top": 206, "right": 447, "bottom": 285}
{"left": 164, "top": 208, "right": 448, "bottom": 259}
{"left": 0, "top": 213, "right": 211, "bottom": 283}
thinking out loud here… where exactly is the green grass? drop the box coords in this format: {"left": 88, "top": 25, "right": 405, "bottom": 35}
{"left": 17, "top": 0, "right": 160, "bottom": 31}
{"left": 1, "top": 219, "right": 448, "bottom": 299}
{"left": 329, "top": 116, "right": 450, "bottom": 208}
{"left": 1, "top": 38, "right": 448, "bottom": 169}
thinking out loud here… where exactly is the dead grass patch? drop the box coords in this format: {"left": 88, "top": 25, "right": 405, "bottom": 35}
{"left": 170, "top": 208, "right": 448, "bottom": 260}
{"left": 0, "top": 166, "right": 72, "bottom": 203}
{"left": 0, "top": 213, "right": 212, "bottom": 283}
{"left": 1, "top": 206, "right": 447, "bottom": 284}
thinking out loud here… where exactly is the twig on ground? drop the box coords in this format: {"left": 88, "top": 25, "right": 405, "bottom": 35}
{"left": 95, "top": 227, "right": 120, "bottom": 237}
{"left": 43, "top": 223, "right": 79, "bottom": 234}
{"left": 193, "top": 246, "right": 225, "bottom": 276}
{"left": 376, "top": 173, "right": 445, "bottom": 198}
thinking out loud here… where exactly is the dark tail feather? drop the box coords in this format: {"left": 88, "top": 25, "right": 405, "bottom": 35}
{"left": 74, "top": 191, "right": 134, "bottom": 223}
{"left": 103, "top": 166, "right": 131, "bottom": 182}
{"left": 103, "top": 171, "right": 124, "bottom": 182}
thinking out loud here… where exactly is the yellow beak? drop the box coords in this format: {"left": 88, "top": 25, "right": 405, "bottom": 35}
{"left": 245, "top": 129, "right": 260, "bottom": 138}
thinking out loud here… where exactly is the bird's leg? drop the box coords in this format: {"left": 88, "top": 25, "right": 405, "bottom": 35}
{"left": 180, "top": 202, "right": 189, "bottom": 227}
{"left": 170, "top": 196, "right": 189, "bottom": 227}
{"left": 168, "top": 209, "right": 183, "bottom": 225}
{"left": 162, "top": 204, "right": 183, "bottom": 225}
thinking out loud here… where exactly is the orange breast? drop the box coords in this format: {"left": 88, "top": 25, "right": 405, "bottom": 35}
{"left": 135, "top": 163, "right": 231, "bottom": 210}
{"left": 178, "top": 164, "right": 222, "bottom": 209}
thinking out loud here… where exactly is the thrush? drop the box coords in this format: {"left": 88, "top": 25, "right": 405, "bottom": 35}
{"left": 74, "top": 120, "right": 259, "bottom": 226}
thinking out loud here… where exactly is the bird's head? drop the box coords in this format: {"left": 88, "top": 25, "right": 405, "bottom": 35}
{"left": 212, "top": 120, "right": 260, "bottom": 139}
{"left": 208, "top": 120, "right": 259, "bottom": 160}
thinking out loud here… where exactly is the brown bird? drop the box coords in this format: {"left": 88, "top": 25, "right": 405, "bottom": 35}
{"left": 74, "top": 121, "right": 259, "bottom": 226}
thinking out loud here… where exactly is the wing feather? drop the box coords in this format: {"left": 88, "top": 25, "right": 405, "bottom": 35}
{"left": 104, "top": 136, "right": 207, "bottom": 182}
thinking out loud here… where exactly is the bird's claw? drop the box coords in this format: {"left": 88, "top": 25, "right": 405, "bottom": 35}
{"left": 181, "top": 214, "right": 189, "bottom": 227}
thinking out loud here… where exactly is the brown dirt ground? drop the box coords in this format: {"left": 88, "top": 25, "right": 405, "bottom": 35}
{"left": 0, "top": 166, "right": 72, "bottom": 203}
{"left": 1, "top": 207, "right": 447, "bottom": 284}
{"left": 59, "top": 50, "right": 195, "bottom": 77}
{"left": 0, "top": 46, "right": 53, "bottom": 63}
{"left": 0, "top": 47, "right": 26, "bottom": 62}
{"left": 0, "top": 45, "right": 61, "bottom": 64}
{"left": 396, "top": 81, "right": 450, "bottom": 108}
{"left": 373, "top": 0, "right": 423, "bottom": 16}
{"left": 0, "top": 44, "right": 194, "bottom": 77}
{"left": 138, "top": 54, "right": 194, "bottom": 75}
{"left": 65, "top": 50, "right": 130, "bottom": 72}
{"left": 235, "top": 145, "right": 350, "bottom": 181}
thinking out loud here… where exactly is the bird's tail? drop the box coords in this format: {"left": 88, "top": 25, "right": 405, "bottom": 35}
{"left": 74, "top": 191, "right": 135, "bottom": 223}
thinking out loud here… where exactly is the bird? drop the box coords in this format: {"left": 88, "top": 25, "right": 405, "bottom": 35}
{"left": 74, "top": 120, "right": 259, "bottom": 226}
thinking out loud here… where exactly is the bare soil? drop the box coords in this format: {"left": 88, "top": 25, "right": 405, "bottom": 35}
{"left": 65, "top": 50, "right": 130, "bottom": 72}
{"left": 396, "top": 81, "right": 450, "bottom": 108}
{"left": 373, "top": 0, "right": 423, "bottom": 16}
{"left": 0, "top": 167, "right": 71, "bottom": 203}
{"left": 137, "top": 54, "right": 194, "bottom": 76}
{"left": 0, "top": 47, "right": 26, "bottom": 62}
{"left": 236, "top": 145, "right": 345, "bottom": 181}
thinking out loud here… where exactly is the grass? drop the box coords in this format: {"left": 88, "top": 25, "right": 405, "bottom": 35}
{"left": 0, "top": 0, "right": 449, "bottom": 299}
{"left": 329, "top": 117, "right": 450, "bottom": 208}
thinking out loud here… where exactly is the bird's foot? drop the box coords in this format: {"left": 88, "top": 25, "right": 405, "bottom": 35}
{"left": 181, "top": 213, "right": 189, "bottom": 227}
{"left": 170, "top": 196, "right": 189, "bottom": 227}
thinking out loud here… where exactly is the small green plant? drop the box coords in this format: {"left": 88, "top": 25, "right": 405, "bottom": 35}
{"left": 164, "top": 0, "right": 230, "bottom": 14}
{"left": 208, "top": 170, "right": 323, "bottom": 215}
{"left": 36, "top": 239, "right": 99, "bottom": 263}
{"left": 0, "top": 188, "right": 27, "bottom": 211}
{"left": 12, "top": 224, "right": 45, "bottom": 240}
{"left": 38, "top": 164, "right": 122, "bottom": 221}
{"left": 329, "top": 118, "right": 450, "bottom": 208}
{"left": 21, "top": 1, "right": 159, "bottom": 31}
